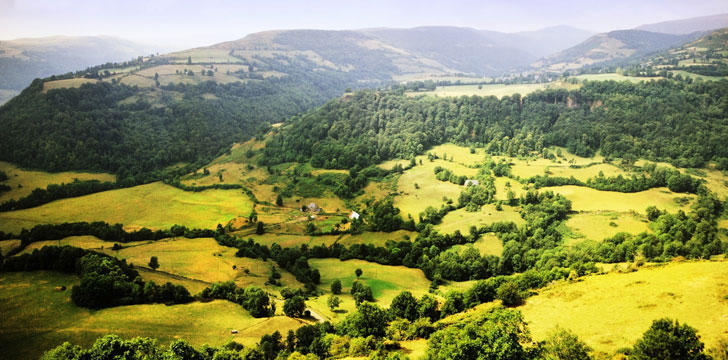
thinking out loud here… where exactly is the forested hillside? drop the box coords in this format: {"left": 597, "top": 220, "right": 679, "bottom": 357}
{"left": 263, "top": 79, "right": 728, "bottom": 169}
{"left": 0, "top": 68, "right": 354, "bottom": 184}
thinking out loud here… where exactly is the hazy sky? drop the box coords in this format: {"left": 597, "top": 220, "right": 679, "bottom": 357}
{"left": 1, "top": 0, "right": 727, "bottom": 49}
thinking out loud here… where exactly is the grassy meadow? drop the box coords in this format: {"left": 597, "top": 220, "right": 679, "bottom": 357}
{"left": 520, "top": 261, "right": 728, "bottom": 356}
{"left": 408, "top": 82, "right": 579, "bottom": 98}
{"left": 569, "top": 73, "right": 661, "bottom": 83}
{"left": 394, "top": 158, "right": 478, "bottom": 220}
{"left": 435, "top": 205, "right": 524, "bottom": 235}
{"left": 0, "top": 161, "right": 115, "bottom": 203}
{"left": 0, "top": 271, "right": 310, "bottom": 360}
{"left": 0, "top": 182, "right": 254, "bottom": 233}
{"left": 308, "top": 259, "right": 431, "bottom": 321}
{"left": 564, "top": 212, "right": 650, "bottom": 243}
{"left": 449, "top": 233, "right": 504, "bottom": 256}
{"left": 545, "top": 186, "right": 694, "bottom": 213}
{"left": 102, "top": 237, "right": 302, "bottom": 292}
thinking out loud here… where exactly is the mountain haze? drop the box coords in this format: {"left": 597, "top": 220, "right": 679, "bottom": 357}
{"left": 636, "top": 13, "right": 728, "bottom": 34}
{"left": 532, "top": 30, "right": 701, "bottom": 72}
{"left": 0, "top": 36, "right": 159, "bottom": 103}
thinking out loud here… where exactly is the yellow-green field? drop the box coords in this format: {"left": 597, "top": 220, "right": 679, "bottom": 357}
{"left": 0, "top": 182, "right": 254, "bottom": 233}
{"left": 435, "top": 205, "right": 524, "bottom": 235}
{"left": 564, "top": 212, "right": 650, "bottom": 243}
{"left": 42, "top": 78, "right": 99, "bottom": 92}
{"left": 426, "top": 143, "right": 485, "bottom": 167}
{"left": 394, "top": 159, "right": 478, "bottom": 220}
{"left": 408, "top": 82, "right": 578, "bottom": 98}
{"left": 0, "top": 271, "right": 310, "bottom": 360}
{"left": 669, "top": 70, "right": 728, "bottom": 82}
{"left": 17, "top": 236, "right": 112, "bottom": 255}
{"left": 246, "top": 230, "right": 415, "bottom": 249}
{"left": 0, "top": 239, "right": 20, "bottom": 255}
{"left": 450, "top": 233, "right": 504, "bottom": 256}
{"left": 0, "top": 161, "right": 115, "bottom": 203}
{"left": 494, "top": 177, "right": 528, "bottom": 201}
{"left": 569, "top": 73, "right": 662, "bottom": 83}
{"left": 520, "top": 261, "right": 728, "bottom": 356}
{"left": 497, "top": 156, "right": 622, "bottom": 181}
{"left": 308, "top": 259, "right": 431, "bottom": 320}
{"left": 546, "top": 186, "right": 694, "bottom": 213}
{"left": 102, "top": 237, "right": 301, "bottom": 291}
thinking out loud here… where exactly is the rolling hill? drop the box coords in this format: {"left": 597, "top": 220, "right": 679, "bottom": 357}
{"left": 532, "top": 29, "right": 701, "bottom": 72}
{"left": 0, "top": 36, "right": 159, "bottom": 104}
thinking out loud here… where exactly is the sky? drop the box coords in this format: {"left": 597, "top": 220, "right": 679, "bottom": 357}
{"left": 1, "top": 0, "right": 728, "bottom": 49}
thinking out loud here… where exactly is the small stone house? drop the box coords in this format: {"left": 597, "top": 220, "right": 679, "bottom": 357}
{"left": 349, "top": 211, "right": 360, "bottom": 220}
{"left": 464, "top": 179, "right": 479, "bottom": 187}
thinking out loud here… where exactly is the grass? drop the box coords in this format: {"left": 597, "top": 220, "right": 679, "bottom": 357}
{"left": 564, "top": 212, "right": 649, "bottom": 243}
{"left": 101, "top": 237, "right": 302, "bottom": 292}
{"left": 0, "top": 161, "right": 115, "bottom": 203}
{"left": 570, "top": 73, "right": 661, "bottom": 83}
{"left": 497, "top": 156, "right": 622, "bottom": 181}
{"left": 0, "top": 182, "right": 254, "bottom": 233}
{"left": 42, "top": 78, "right": 98, "bottom": 92}
{"left": 426, "top": 143, "right": 485, "bottom": 167}
{"left": 545, "top": 186, "right": 695, "bottom": 213}
{"left": 308, "top": 259, "right": 431, "bottom": 321}
{"left": 394, "top": 158, "right": 478, "bottom": 220}
{"left": 17, "top": 236, "right": 113, "bottom": 255}
{"left": 450, "top": 233, "right": 504, "bottom": 257}
{"left": 0, "top": 271, "right": 310, "bottom": 360}
{"left": 408, "top": 82, "right": 579, "bottom": 98}
{"left": 435, "top": 205, "right": 524, "bottom": 235}
{"left": 243, "top": 231, "right": 414, "bottom": 249}
{"left": 669, "top": 70, "right": 727, "bottom": 82}
{"left": 520, "top": 260, "right": 728, "bottom": 357}
{"left": 0, "top": 239, "right": 20, "bottom": 255}
{"left": 494, "top": 177, "right": 527, "bottom": 201}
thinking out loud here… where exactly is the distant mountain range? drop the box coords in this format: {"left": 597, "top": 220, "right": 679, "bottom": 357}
{"left": 636, "top": 13, "right": 728, "bottom": 34}
{"left": 2, "top": 12, "right": 727, "bottom": 105}
{"left": 531, "top": 13, "right": 728, "bottom": 73}
{"left": 0, "top": 36, "right": 160, "bottom": 103}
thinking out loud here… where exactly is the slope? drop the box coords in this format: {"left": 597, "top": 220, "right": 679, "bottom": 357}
{"left": 533, "top": 30, "right": 700, "bottom": 72}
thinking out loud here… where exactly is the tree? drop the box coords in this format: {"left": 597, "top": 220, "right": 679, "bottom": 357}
{"left": 540, "top": 327, "right": 592, "bottom": 360}
{"left": 350, "top": 281, "right": 374, "bottom": 305}
{"left": 327, "top": 295, "right": 341, "bottom": 311}
{"left": 243, "top": 286, "right": 273, "bottom": 318}
{"left": 418, "top": 294, "right": 440, "bottom": 322}
{"left": 355, "top": 268, "right": 363, "bottom": 278}
{"left": 426, "top": 307, "right": 532, "bottom": 360}
{"left": 331, "top": 279, "right": 342, "bottom": 294}
{"left": 283, "top": 296, "right": 306, "bottom": 317}
{"left": 256, "top": 221, "right": 265, "bottom": 235}
{"left": 496, "top": 281, "right": 523, "bottom": 307}
{"left": 276, "top": 194, "right": 283, "bottom": 206}
{"left": 631, "top": 318, "right": 709, "bottom": 360}
{"left": 148, "top": 256, "right": 159, "bottom": 270}
{"left": 389, "top": 291, "right": 419, "bottom": 321}
{"left": 340, "top": 302, "right": 388, "bottom": 337}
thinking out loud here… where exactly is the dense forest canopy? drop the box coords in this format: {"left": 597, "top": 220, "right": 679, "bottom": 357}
{"left": 262, "top": 79, "right": 728, "bottom": 169}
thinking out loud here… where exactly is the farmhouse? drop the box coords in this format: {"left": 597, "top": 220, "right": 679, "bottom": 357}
{"left": 308, "top": 203, "right": 322, "bottom": 213}
{"left": 464, "top": 179, "right": 479, "bottom": 186}
{"left": 349, "top": 211, "right": 360, "bottom": 220}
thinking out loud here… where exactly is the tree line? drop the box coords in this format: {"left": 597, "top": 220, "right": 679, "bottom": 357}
{"left": 262, "top": 80, "right": 728, "bottom": 170}
{"left": 0, "top": 245, "right": 192, "bottom": 309}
